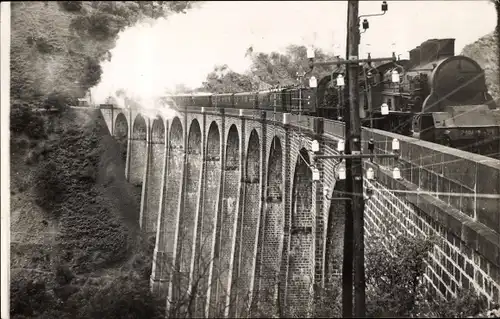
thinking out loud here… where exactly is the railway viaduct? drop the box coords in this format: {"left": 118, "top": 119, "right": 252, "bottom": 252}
{"left": 99, "top": 103, "right": 500, "bottom": 317}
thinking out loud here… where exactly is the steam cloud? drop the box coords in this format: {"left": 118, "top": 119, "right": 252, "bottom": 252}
{"left": 90, "top": 0, "right": 495, "bottom": 117}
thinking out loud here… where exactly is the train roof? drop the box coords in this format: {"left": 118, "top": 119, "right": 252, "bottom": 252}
{"left": 169, "top": 92, "right": 213, "bottom": 96}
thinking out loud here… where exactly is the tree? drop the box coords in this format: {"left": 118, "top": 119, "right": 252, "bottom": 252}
{"left": 198, "top": 45, "right": 341, "bottom": 93}
{"left": 201, "top": 64, "right": 254, "bottom": 93}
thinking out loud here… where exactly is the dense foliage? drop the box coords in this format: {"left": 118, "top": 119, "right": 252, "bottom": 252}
{"left": 198, "top": 45, "right": 342, "bottom": 93}
{"left": 10, "top": 108, "right": 159, "bottom": 319}
{"left": 311, "top": 234, "right": 490, "bottom": 318}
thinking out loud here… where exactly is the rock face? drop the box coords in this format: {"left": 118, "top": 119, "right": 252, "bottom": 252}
{"left": 461, "top": 31, "right": 499, "bottom": 102}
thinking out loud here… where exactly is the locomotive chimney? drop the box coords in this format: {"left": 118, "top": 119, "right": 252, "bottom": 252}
{"left": 436, "top": 38, "right": 455, "bottom": 59}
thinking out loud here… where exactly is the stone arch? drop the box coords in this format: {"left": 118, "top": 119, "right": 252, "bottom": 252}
{"left": 141, "top": 116, "right": 166, "bottom": 234}
{"left": 151, "top": 117, "right": 165, "bottom": 144}
{"left": 225, "top": 124, "right": 239, "bottom": 169}
{"left": 211, "top": 123, "right": 240, "bottom": 317}
{"left": 207, "top": 121, "right": 220, "bottom": 159}
{"left": 286, "top": 148, "right": 314, "bottom": 317}
{"left": 196, "top": 121, "right": 221, "bottom": 317}
{"left": 324, "top": 180, "right": 346, "bottom": 289}
{"left": 267, "top": 137, "right": 283, "bottom": 201}
{"left": 245, "top": 129, "right": 260, "bottom": 182}
{"left": 256, "top": 136, "right": 284, "bottom": 310}
{"left": 115, "top": 112, "right": 128, "bottom": 138}
{"left": 170, "top": 117, "right": 183, "bottom": 149}
{"left": 153, "top": 115, "right": 184, "bottom": 299}
{"left": 187, "top": 119, "right": 202, "bottom": 155}
{"left": 230, "top": 129, "right": 261, "bottom": 316}
{"left": 114, "top": 113, "right": 128, "bottom": 164}
{"left": 128, "top": 114, "right": 148, "bottom": 186}
{"left": 177, "top": 119, "right": 202, "bottom": 279}
{"left": 132, "top": 114, "right": 147, "bottom": 140}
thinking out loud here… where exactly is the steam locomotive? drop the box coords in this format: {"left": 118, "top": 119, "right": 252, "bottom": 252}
{"left": 169, "top": 38, "right": 500, "bottom": 158}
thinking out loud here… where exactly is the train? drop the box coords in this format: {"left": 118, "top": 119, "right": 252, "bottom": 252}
{"left": 165, "top": 38, "right": 500, "bottom": 158}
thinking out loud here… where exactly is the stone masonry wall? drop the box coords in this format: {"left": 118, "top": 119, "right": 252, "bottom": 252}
{"left": 286, "top": 147, "right": 314, "bottom": 318}
{"left": 177, "top": 120, "right": 202, "bottom": 282}
{"left": 195, "top": 120, "right": 222, "bottom": 318}
{"left": 129, "top": 115, "right": 147, "bottom": 186}
{"left": 258, "top": 137, "right": 284, "bottom": 309}
{"left": 142, "top": 118, "right": 166, "bottom": 235}
{"left": 151, "top": 117, "right": 184, "bottom": 299}
{"left": 230, "top": 129, "right": 261, "bottom": 317}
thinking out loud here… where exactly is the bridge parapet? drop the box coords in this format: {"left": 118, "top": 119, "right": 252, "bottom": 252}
{"left": 362, "top": 128, "right": 500, "bottom": 227}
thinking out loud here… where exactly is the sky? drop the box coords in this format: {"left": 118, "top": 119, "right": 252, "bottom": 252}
{"left": 90, "top": 0, "right": 497, "bottom": 107}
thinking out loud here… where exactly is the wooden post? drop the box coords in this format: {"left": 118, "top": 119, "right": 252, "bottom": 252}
{"left": 342, "top": 2, "right": 354, "bottom": 317}
{"left": 346, "top": 1, "right": 366, "bottom": 317}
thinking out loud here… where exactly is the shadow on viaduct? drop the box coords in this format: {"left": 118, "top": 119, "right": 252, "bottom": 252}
{"left": 99, "top": 104, "right": 500, "bottom": 318}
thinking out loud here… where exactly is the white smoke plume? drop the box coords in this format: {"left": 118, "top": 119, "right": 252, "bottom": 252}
{"left": 90, "top": 0, "right": 495, "bottom": 116}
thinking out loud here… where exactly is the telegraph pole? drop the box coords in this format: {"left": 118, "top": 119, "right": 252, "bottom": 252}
{"left": 306, "top": 3, "right": 395, "bottom": 317}
{"left": 346, "top": 1, "right": 366, "bottom": 317}
{"left": 342, "top": 3, "right": 354, "bottom": 318}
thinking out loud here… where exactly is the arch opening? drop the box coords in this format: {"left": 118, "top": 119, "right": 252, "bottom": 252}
{"left": 177, "top": 118, "right": 202, "bottom": 291}
{"left": 225, "top": 124, "right": 239, "bottom": 170}
{"left": 170, "top": 117, "right": 183, "bottom": 149}
{"left": 211, "top": 124, "right": 240, "bottom": 317}
{"left": 286, "top": 148, "right": 314, "bottom": 317}
{"left": 114, "top": 113, "right": 128, "bottom": 164}
{"left": 254, "top": 136, "right": 284, "bottom": 313}
{"left": 195, "top": 121, "right": 221, "bottom": 317}
{"left": 324, "top": 180, "right": 346, "bottom": 290}
{"left": 230, "top": 129, "right": 261, "bottom": 317}
{"left": 245, "top": 129, "right": 260, "bottom": 182}
{"left": 267, "top": 137, "right": 283, "bottom": 201}
{"left": 132, "top": 114, "right": 147, "bottom": 140}
{"left": 115, "top": 113, "right": 128, "bottom": 139}
{"left": 207, "top": 121, "right": 220, "bottom": 160}
{"left": 151, "top": 117, "right": 165, "bottom": 144}
{"left": 187, "top": 119, "right": 202, "bottom": 155}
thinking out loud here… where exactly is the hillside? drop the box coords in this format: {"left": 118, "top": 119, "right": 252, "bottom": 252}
{"left": 10, "top": 108, "right": 161, "bottom": 318}
{"left": 10, "top": 1, "right": 192, "bottom": 108}
{"left": 461, "top": 31, "right": 499, "bottom": 101}
{"left": 9, "top": 2, "right": 193, "bottom": 318}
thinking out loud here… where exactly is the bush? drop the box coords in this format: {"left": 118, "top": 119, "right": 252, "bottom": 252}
{"left": 35, "top": 160, "right": 65, "bottom": 212}
{"left": 11, "top": 278, "right": 55, "bottom": 317}
{"left": 58, "top": 1, "right": 83, "bottom": 12}
{"left": 10, "top": 102, "right": 46, "bottom": 139}
{"left": 77, "top": 275, "right": 165, "bottom": 319}
{"left": 428, "top": 288, "right": 489, "bottom": 318}
{"left": 365, "top": 234, "right": 435, "bottom": 317}
{"left": 43, "top": 91, "right": 72, "bottom": 111}
{"left": 82, "top": 57, "right": 103, "bottom": 89}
